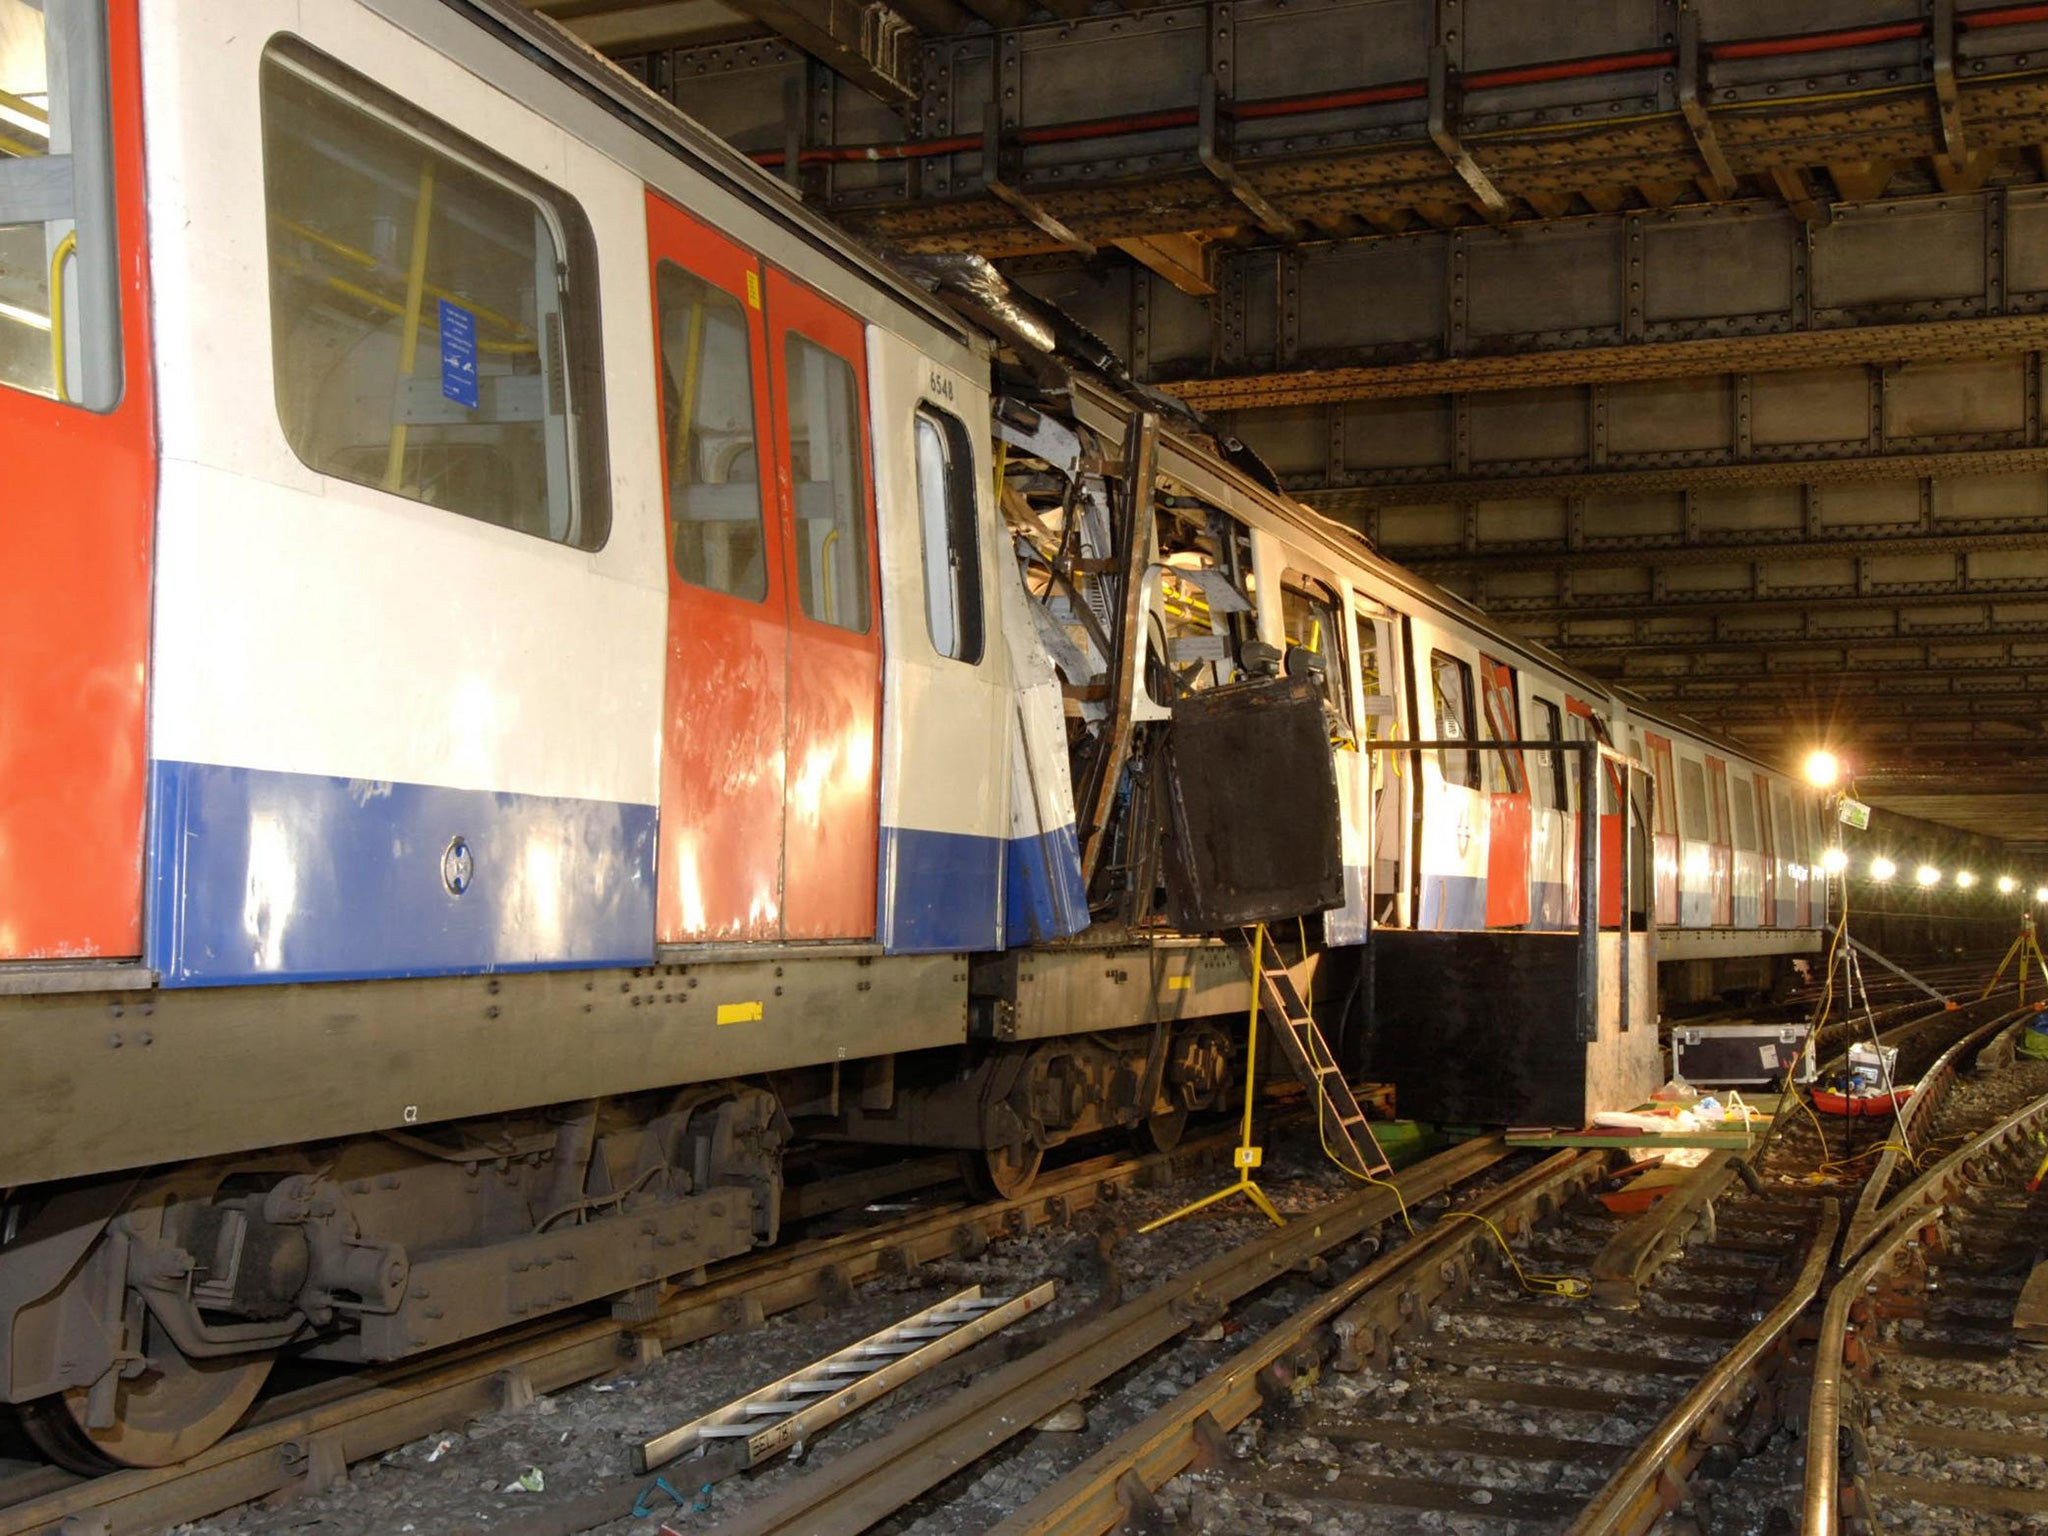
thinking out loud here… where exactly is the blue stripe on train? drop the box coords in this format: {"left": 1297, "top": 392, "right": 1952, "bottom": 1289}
{"left": 147, "top": 759, "right": 657, "bottom": 986}
{"left": 1419, "top": 872, "right": 1487, "bottom": 930}
{"left": 879, "top": 825, "right": 1003, "bottom": 954}
{"left": 1005, "top": 821, "right": 1090, "bottom": 946}
{"left": 879, "top": 822, "right": 1089, "bottom": 953}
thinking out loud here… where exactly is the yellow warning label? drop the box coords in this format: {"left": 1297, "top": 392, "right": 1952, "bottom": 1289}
{"left": 1235, "top": 1146, "right": 1263, "bottom": 1169}
{"left": 716, "top": 1000, "right": 764, "bottom": 1026}
{"left": 744, "top": 270, "right": 761, "bottom": 309}
{"left": 1166, "top": 975, "right": 1193, "bottom": 990}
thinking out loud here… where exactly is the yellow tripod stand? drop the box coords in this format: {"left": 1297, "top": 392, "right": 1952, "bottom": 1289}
{"left": 1980, "top": 911, "right": 2048, "bottom": 1005}
{"left": 1139, "top": 923, "right": 1286, "bottom": 1233}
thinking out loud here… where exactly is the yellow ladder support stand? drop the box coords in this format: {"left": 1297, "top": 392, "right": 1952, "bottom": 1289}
{"left": 1141, "top": 923, "right": 1391, "bottom": 1234}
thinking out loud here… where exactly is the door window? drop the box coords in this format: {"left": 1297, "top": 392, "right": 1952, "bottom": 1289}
{"left": 1533, "top": 698, "right": 1568, "bottom": 812}
{"left": 784, "top": 332, "right": 869, "bottom": 631}
{"left": 657, "top": 262, "right": 766, "bottom": 600}
{"left": 1678, "top": 755, "right": 1709, "bottom": 840}
{"left": 913, "top": 404, "right": 982, "bottom": 662}
{"left": 260, "top": 40, "right": 608, "bottom": 548}
{"left": 0, "top": 0, "right": 119, "bottom": 408}
{"left": 1430, "top": 650, "right": 1478, "bottom": 789}
{"left": 1731, "top": 775, "right": 1758, "bottom": 852}
{"left": 1478, "top": 656, "right": 1526, "bottom": 794}
{"left": 1282, "top": 579, "right": 1351, "bottom": 738}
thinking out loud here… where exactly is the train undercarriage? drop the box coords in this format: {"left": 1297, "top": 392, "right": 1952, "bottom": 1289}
{"left": 0, "top": 1013, "right": 1234, "bottom": 1471}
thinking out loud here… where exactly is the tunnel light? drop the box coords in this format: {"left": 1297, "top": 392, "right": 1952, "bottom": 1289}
{"left": 1821, "top": 847, "right": 1849, "bottom": 876}
{"left": 1917, "top": 865, "right": 1943, "bottom": 887}
{"left": 2037, "top": 886, "right": 2048, "bottom": 905}
{"left": 1803, "top": 750, "right": 1842, "bottom": 789}
{"left": 1957, "top": 870, "right": 1978, "bottom": 890}
{"left": 1870, "top": 856, "right": 1897, "bottom": 882}
{"left": 2000, "top": 875, "right": 2018, "bottom": 896}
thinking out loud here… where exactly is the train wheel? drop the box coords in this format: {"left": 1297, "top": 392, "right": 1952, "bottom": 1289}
{"left": 1135, "top": 1104, "right": 1189, "bottom": 1155}
{"left": 959, "top": 1139, "right": 1043, "bottom": 1202}
{"left": 20, "top": 1324, "right": 272, "bottom": 1471}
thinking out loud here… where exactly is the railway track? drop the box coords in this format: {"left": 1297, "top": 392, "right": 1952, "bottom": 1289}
{"left": 0, "top": 1131, "right": 1248, "bottom": 1536}
{"left": 686, "top": 993, "right": 2024, "bottom": 1536}
{"left": 8, "top": 976, "right": 2035, "bottom": 1536}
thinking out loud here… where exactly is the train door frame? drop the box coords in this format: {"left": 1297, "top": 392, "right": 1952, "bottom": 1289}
{"left": 763, "top": 266, "right": 885, "bottom": 939}
{"left": 1526, "top": 690, "right": 1572, "bottom": 929}
{"left": 645, "top": 193, "right": 790, "bottom": 942}
{"left": 0, "top": 0, "right": 154, "bottom": 964}
{"left": 1704, "top": 754, "right": 1735, "bottom": 926}
{"left": 1641, "top": 731, "right": 1682, "bottom": 927}
{"left": 1729, "top": 769, "right": 1763, "bottom": 928}
{"left": 1477, "top": 655, "right": 1532, "bottom": 927}
{"left": 1415, "top": 632, "right": 1487, "bottom": 929}
{"left": 1355, "top": 597, "right": 1409, "bottom": 929}
{"left": 1756, "top": 773, "right": 1780, "bottom": 927}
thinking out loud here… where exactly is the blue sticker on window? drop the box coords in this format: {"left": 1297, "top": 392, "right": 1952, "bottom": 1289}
{"left": 439, "top": 299, "right": 479, "bottom": 410}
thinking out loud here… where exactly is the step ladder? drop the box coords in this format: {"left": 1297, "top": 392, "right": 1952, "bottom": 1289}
{"left": 1239, "top": 924, "right": 1391, "bottom": 1179}
{"left": 635, "top": 1281, "right": 1054, "bottom": 1475}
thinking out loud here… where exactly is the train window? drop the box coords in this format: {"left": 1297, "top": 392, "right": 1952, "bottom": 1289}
{"left": 1774, "top": 787, "right": 1796, "bottom": 861}
{"left": 914, "top": 404, "right": 983, "bottom": 663}
{"left": 0, "top": 0, "right": 120, "bottom": 409}
{"left": 1282, "top": 580, "right": 1351, "bottom": 736}
{"left": 1678, "top": 756, "right": 1709, "bottom": 841}
{"left": 657, "top": 263, "right": 765, "bottom": 600}
{"left": 1430, "top": 650, "right": 1479, "bottom": 789}
{"left": 1533, "top": 698, "right": 1568, "bottom": 812}
{"left": 1478, "top": 657, "right": 1526, "bottom": 795}
{"left": 1731, "top": 775, "right": 1759, "bottom": 852}
{"left": 784, "top": 332, "right": 870, "bottom": 632}
{"left": 259, "top": 41, "right": 609, "bottom": 549}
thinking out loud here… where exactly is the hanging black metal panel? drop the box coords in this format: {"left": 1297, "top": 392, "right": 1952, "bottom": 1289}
{"left": 1159, "top": 675, "right": 1343, "bottom": 931}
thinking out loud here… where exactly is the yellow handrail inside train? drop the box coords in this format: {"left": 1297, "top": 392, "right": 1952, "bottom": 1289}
{"left": 48, "top": 228, "right": 76, "bottom": 403}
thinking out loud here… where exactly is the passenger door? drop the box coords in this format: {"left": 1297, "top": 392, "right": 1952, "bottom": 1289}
{"left": 1479, "top": 656, "right": 1531, "bottom": 927}
{"left": 1705, "top": 755, "right": 1734, "bottom": 926}
{"left": 1643, "top": 732, "right": 1681, "bottom": 927}
{"left": 1421, "top": 645, "right": 1487, "bottom": 928}
{"left": 0, "top": 0, "right": 152, "bottom": 965}
{"left": 765, "top": 269, "right": 882, "bottom": 939}
{"left": 647, "top": 195, "right": 788, "bottom": 942}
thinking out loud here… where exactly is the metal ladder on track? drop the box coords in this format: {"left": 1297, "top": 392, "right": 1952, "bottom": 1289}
{"left": 636, "top": 1282, "right": 1054, "bottom": 1474}
{"left": 1239, "top": 924, "right": 1391, "bottom": 1179}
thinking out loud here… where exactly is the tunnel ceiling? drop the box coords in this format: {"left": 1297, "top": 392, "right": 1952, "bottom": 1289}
{"left": 529, "top": 0, "right": 2048, "bottom": 845}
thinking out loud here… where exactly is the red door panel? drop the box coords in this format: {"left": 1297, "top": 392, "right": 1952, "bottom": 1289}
{"left": 0, "top": 2, "right": 154, "bottom": 963}
{"left": 1480, "top": 658, "right": 1530, "bottom": 926}
{"left": 646, "top": 194, "right": 787, "bottom": 943}
{"left": 764, "top": 268, "right": 881, "bottom": 940}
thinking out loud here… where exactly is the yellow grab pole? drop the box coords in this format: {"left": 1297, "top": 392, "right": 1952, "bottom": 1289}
{"left": 383, "top": 158, "right": 438, "bottom": 493}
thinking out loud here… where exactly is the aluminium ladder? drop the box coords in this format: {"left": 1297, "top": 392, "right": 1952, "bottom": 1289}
{"left": 1239, "top": 925, "right": 1391, "bottom": 1179}
{"left": 635, "top": 1282, "right": 1054, "bottom": 1475}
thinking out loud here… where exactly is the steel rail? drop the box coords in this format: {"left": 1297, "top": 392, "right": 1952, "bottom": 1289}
{"left": 984, "top": 1149, "right": 1603, "bottom": 1536}
{"left": 1803, "top": 1085, "right": 2048, "bottom": 1535}
{"left": 1568, "top": 1198, "right": 1841, "bottom": 1536}
{"left": 712, "top": 1135, "right": 1513, "bottom": 1536}
{"left": 0, "top": 1134, "right": 1241, "bottom": 1536}
{"left": 1841, "top": 1009, "right": 2029, "bottom": 1256}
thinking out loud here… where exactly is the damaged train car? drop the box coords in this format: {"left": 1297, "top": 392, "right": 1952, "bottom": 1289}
{"left": 0, "top": 0, "right": 1820, "bottom": 1470}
